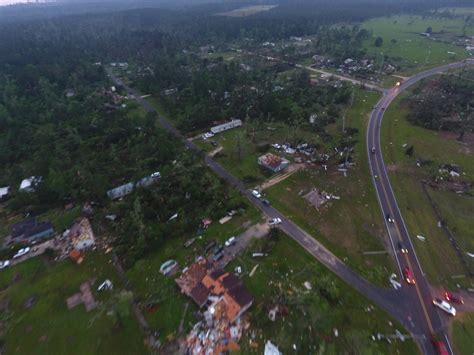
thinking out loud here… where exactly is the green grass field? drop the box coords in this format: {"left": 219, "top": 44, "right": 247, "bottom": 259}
{"left": 226, "top": 232, "right": 417, "bottom": 354}
{"left": 262, "top": 89, "right": 397, "bottom": 286}
{"left": 363, "top": 15, "right": 473, "bottom": 74}
{"left": 452, "top": 313, "right": 474, "bottom": 354}
{"left": 0, "top": 253, "right": 147, "bottom": 355}
{"left": 381, "top": 88, "right": 474, "bottom": 288}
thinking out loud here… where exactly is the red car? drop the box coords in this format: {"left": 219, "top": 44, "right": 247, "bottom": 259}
{"left": 445, "top": 291, "right": 464, "bottom": 305}
{"left": 431, "top": 339, "right": 449, "bottom": 355}
{"left": 403, "top": 266, "right": 415, "bottom": 285}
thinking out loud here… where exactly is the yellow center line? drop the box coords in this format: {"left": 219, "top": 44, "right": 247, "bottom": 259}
{"left": 370, "top": 106, "right": 435, "bottom": 334}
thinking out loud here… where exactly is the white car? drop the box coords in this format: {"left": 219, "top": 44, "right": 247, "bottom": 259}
{"left": 13, "top": 247, "right": 30, "bottom": 259}
{"left": 0, "top": 260, "right": 10, "bottom": 269}
{"left": 251, "top": 190, "right": 261, "bottom": 199}
{"left": 268, "top": 218, "right": 282, "bottom": 226}
{"left": 433, "top": 298, "right": 456, "bottom": 316}
{"left": 225, "top": 236, "right": 236, "bottom": 247}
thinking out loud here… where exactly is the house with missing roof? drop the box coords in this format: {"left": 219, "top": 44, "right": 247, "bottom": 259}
{"left": 176, "top": 257, "right": 253, "bottom": 323}
{"left": 258, "top": 153, "right": 290, "bottom": 173}
{"left": 68, "top": 218, "right": 95, "bottom": 251}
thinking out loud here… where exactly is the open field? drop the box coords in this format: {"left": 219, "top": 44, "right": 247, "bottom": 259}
{"left": 262, "top": 89, "right": 396, "bottom": 285}
{"left": 381, "top": 88, "right": 474, "bottom": 288}
{"left": 0, "top": 253, "right": 146, "bottom": 355}
{"left": 363, "top": 15, "right": 473, "bottom": 74}
{"left": 217, "top": 5, "right": 277, "bottom": 18}
{"left": 226, "top": 231, "right": 417, "bottom": 354}
{"left": 452, "top": 312, "right": 474, "bottom": 354}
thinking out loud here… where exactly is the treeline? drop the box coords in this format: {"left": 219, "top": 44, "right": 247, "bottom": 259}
{"left": 405, "top": 70, "right": 474, "bottom": 138}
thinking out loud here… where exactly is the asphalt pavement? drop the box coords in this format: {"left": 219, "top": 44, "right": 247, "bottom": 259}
{"left": 367, "top": 58, "right": 474, "bottom": 354}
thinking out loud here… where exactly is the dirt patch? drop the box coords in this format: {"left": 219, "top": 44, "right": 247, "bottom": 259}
{"left": 303, "top": 189, "right": 329, "bottom": 209}
{"left": 386, "top": 164, "right": 400, "bottom": 172}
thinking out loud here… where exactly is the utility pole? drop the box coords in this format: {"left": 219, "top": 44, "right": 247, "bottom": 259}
{"left": 342, "top": 89, "right": 355, "bottom": 134}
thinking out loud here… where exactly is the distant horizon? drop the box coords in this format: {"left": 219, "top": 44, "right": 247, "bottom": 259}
{"left": 0, "top": 0, "right": 49, "bottom": 6}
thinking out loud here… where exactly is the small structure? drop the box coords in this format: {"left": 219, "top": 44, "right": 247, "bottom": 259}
{"left": 160, "top": 259, "right": 178, "bottom": 276}
{"left": 10, "top": 218, "right": 54, "bottom": 244}
{"left": 210, "top": 119, "right": 242, "bottom": 135}
{"left": 19, "top": 176, "right": 41, "bottom": 193}
{"left": 107, "top": 182, "right": 134, "bottom": 200}
{"left": 258, "top": 153, "right": 290, "bottom": 173}
{"left": 0, "top": 186, "right": 10, "bottom": 201}
{"left": 69, "top": 218, "right": 95, "bottom": 251}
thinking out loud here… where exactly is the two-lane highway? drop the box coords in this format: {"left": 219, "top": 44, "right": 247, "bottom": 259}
{"left": 368, "top": 59, "right": 474, "bottom": 354}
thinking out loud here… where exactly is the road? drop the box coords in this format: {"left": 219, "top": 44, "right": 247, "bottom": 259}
{"left": 367, "top": 58, "right": 474, "bottom": 354}
{"left": 106, "top": 69, "right": 413, "bottom": 330}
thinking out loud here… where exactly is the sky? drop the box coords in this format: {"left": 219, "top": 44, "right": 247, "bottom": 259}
{"left": 0, "top": 0, "right": 32, "bottom": 5}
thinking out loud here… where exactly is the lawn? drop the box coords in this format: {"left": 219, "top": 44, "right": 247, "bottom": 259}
{"left": 0, "top": 253, "right": 147, "bottom": 355}
{"left": 264, "top": 89, "right": 396, "bottom": 285}
{"left": 452, "top": 313, "right": 474, "bottom": 355}
{"left": 125, "top": 198, "right": 262, "bottom": 343}
{"left": 226, "top": 231, "right": 417, "bottom": 354}
{"left": 381, "top": 87, "right": 474, "bottom": 288}
{"left": 363, "top": 15, "right": 473, "bottom": 74}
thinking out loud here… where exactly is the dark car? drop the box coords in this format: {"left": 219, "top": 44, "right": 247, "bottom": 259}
{"left": 261, "top": 199, "right": 271, "bottom": 206}
{"left": 212, "top": 245, "right": 224, "bottom": 261}
{"left": 386, "top": 213, "right": 394, "bottom": 223}
{"left": 398, "top": 241, "right": 408, "bottom": 254}
{"left": 203, "top": 239, "right": 217, "bottom": 253}
{"left": 210, "top": 141, "right": 218, "bottom": 147}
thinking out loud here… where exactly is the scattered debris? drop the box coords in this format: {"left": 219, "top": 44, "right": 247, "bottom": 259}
{"left": 416, "top": 235, "right": 426, "bottom": 241}
{"left": 66, "top": 281, "right": 97, "bottom": 312}
{"left": 303, "top": 281, "right": 312, "bottom": 290}
{"left": 264, "top": 341, "right": 282, "bottom": 355}
{"left": 97, "top": 279, "right": 113, "bottom": 292}
{"left": 389, "top": 274, "right": 402, "bottom": 290}
{"left": 249, "top": 264, "right": 259, "bottom": 277}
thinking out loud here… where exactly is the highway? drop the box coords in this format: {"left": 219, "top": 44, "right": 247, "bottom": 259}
{"left": 367, "top": 58, "right": 474, "bottom": 354}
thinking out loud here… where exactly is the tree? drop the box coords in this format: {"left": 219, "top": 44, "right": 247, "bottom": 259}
{"left": 426, "top": 26, "right": 433, "bottom": 34}
{"left": 374, "top": 37, "right": 383, "bottom": 47}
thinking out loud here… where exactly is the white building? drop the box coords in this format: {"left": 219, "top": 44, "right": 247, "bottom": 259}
{"left": 19, "top": 176, "right": 41, "bottom": 193}
{"left": 0, "top": 186, "right": 10, "bottom": 200}
{"left": 210, "top": 119, "right": 242, "bottom": 134}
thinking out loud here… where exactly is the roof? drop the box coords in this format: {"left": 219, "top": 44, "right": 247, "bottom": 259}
{"left": 227, "top": 284, "right": 253, "bottom": 308}
{"left": 0, "top": 186, "right": 10, "bottom": 198}
{"left": 11, "top": 218, "right": 54, "bottom": 240}
{"left": 190, "top": 283, "right": 209, "bottom": 306}
{"left": 258, "top": 153, "right": 289, "bottom": 169}
{"left": 107, "top": 182, "right": 134, "bottom": 200}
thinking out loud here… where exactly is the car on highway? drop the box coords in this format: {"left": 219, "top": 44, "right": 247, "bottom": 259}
{"left": 386, "top": 214, "right": 394, "bottom": 223}
{"left": 444, "top": 291, "right": 464, "bottom": 305}
{"left": 261, "top": 199, "right": 271, "bottom": 206}
{"left": 398, "top": 241, "right": 408, "bottom": 254}
{"left": 433, "top": 298, "right": 456, "bottom": 316}
{"left": 431, "top": 338, "right": 449, "bottom": 355}
{"left": 371, "top": 146, "right": 376, "bottom": 154}
{"left": 268, "top": 217, "right": 282, "bottom": 226}
{"left": 251, "top": 190, "right": 261, "bottom": 199}
{"left": 225, "top": 236, "right": 236, "bottom": 247}
{"left": 0, "top": 260, "right": 10, "bottom": 269}
{"left": 13, "top": 247, "right": 30, "bottom": 259}
{"left": 374, "top": 174, "right": 378, "bottom": 179}
{"left": 403, "top": 266, "right": 415, "bottom": 285}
